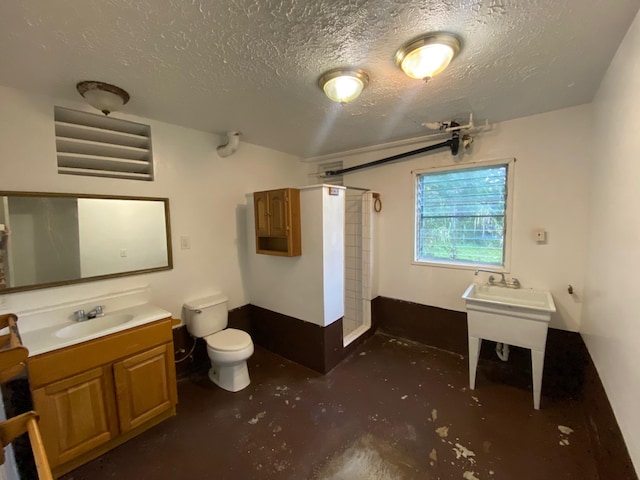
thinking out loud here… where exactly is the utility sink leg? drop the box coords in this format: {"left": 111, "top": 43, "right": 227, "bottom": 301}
{"left": 468, "top": 336, "right": 482, "bottom": 390}
{"left": 531, "top": 349, "right": 545, "bottom": 410}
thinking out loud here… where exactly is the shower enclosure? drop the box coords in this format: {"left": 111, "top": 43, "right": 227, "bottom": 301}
{"left": 343, "top": 188, "right": 376, "bottom": 346}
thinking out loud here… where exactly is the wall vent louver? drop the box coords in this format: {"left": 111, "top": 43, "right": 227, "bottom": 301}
{"left": 54, "top": 106, "right": 154, "bottom": 181}
{"left": 319, "top": 161, "right": 344, "bottom": 186}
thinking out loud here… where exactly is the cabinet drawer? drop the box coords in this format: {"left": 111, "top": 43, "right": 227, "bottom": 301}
{"left": 28, "top": 317, "right": 172, "bottom": 389}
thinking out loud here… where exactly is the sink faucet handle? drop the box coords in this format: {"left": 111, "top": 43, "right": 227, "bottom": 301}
{"left": 74, "top": 309, "right": 86, "bottom": 321}
{"left": 94, "top": 305, "right": 104, "bottom": 315}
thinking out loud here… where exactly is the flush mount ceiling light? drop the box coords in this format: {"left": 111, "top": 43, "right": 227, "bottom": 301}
{"left": 395, "top": 33, "right": 461, "bottom": 82}
{"left": 318, "top": 68, "right": 369, "bottom": 104}
{"left": 76, "top": 80, "right": 130, "bottom": 115}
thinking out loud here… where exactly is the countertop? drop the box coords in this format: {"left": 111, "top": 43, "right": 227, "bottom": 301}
{"left": 20, "top": 303, "right": 171, "bottom": 357}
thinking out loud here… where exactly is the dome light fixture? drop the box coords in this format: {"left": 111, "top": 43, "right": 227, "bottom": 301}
{"left": 76, "top": 80, "right": 130, "bottom": 115}
{"left": 395, "top": 33, "right": 461, "bottom": 82}
{"left": 318, "top": 68, "right": 369, "bottom": 104}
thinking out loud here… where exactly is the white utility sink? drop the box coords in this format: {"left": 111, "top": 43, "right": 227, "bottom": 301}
{"left": 462, "top": 283, "right": 556, "bottom": 409}
{"left": 54, "top": 313, "right": 135, "bottom": 339}
{"left": 462, "top": 283, "right": 555, "bottom": 313}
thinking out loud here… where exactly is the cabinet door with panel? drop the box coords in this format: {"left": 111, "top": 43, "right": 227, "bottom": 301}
{"left": 253, "top": 188, "right": 301, "bottom": 256}
{"left": 113, "top": 343, "right": 177, "bottom": 433}
{"left": 267, "top": 189, "right": 289, "bottom": 237}
{"left": 31, "top": 366, "right": 118, "bottom": 468}
{"left": 253, "top": 191, "right": 270, "bottom": 237}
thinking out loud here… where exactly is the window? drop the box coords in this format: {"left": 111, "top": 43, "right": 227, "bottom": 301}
{"left": 414, "top": 159, "right": 513, "bottom": 268}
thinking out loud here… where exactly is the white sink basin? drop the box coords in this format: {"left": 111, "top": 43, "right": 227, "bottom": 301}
{"left": 462, "top": 283, "right": 556, "bottom": 313}
{"left": 54, "top": 313, "right": 135, "bottom": 339}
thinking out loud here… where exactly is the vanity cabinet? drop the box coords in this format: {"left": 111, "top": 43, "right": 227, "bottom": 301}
{"left": 27, "top": 318, "right": 177, "bottom": 477}
{"left": 253, "top": 188, "right": 301, "bottom": 256}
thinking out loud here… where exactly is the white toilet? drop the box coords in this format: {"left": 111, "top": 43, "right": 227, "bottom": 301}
{"left": 183, "top": 294, "right": 254, "bottom": 392}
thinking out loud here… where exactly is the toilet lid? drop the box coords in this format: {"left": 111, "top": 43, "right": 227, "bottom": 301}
{"left": 205, "top": 329, "right": 252, "bottom": 351}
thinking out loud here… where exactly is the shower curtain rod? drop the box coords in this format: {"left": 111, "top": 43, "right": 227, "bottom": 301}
{"left": 324, "top": 128, "right": 460, "bottom": 177}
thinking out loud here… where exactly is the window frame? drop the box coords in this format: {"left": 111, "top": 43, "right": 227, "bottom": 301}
{"left": 412, "top": 158, "right": 515, "bottom": 272}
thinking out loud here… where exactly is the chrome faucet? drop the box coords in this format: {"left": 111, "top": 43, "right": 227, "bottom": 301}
{"left": 474, "top": 269, "right": 505, "bottom": 284}
{"left": 73, "top": 305, "right": 105, "bottom": 322}
{"left": 474, "top": 269, "right": 520, "bottom": 289}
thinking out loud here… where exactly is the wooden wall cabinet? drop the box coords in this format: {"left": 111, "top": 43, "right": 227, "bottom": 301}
{"left": 27, "top": 318, "right": 177, "bottom": 477}
{"left": 254, "top": 188, "right": 301, "bottom": 256}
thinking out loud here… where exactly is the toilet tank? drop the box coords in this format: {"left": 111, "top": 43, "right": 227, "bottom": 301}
{"left": 184, "top": 293, "right": 228, "bottom": 338}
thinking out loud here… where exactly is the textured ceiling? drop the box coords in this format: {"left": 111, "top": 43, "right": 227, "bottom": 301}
{"left": 1, "top": 0, "right": 638, "bottom": 158}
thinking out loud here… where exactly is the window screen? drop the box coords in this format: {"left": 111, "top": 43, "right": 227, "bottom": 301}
{"left": 415, "top": 163, "right": 509, "bottom": 266}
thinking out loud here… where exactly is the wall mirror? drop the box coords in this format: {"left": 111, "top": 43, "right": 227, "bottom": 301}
{"left": 0, "top": 192, "right": 172, "bottom": 294}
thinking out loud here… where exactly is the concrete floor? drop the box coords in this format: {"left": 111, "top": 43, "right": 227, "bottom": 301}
{"left": 61, "top": 333, "right": 598, "bottom": 480}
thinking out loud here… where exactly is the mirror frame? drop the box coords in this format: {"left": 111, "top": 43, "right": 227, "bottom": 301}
{"left": 0, "top": 191, "right": 173, "bottom": 294}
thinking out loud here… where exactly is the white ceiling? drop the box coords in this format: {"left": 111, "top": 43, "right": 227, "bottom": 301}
{"left": 1, "top": 1, "right": 638, "bottom": 158}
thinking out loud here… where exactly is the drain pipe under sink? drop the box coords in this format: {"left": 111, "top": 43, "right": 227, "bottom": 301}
{"left": 495, "top": 342, "right": 510, "bottom": 362}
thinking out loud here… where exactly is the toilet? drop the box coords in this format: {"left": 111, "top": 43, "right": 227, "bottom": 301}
{"left": 183, "top": 294, "right": 254, "bottom": 392}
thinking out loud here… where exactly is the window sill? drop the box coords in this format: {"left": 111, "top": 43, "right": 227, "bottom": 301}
{"left": 411, "top": 260, "right": 508, "bottom": 273}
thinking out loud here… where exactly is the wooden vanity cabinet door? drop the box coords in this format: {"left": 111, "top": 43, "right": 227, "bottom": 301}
{"left": 32, "top": 365, "right": 118, "bottom": 468}
{"left": 113, "top": 343, "right": 177, "bottom": 433}
{"left": 254, "top": 191, "right": 270, "bottom": 237}
{"left": 268, "top": 189, "right": 289, "bottom": 237}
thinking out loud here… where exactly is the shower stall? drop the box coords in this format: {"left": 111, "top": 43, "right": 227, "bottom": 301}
{"left": 342, "top": 188, "right": 377, "bottom": 346}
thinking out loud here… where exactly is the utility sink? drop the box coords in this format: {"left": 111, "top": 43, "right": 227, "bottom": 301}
{"left": 462, "top": 282, "right": 556, "bottom": 409}
{"left": 462, "top": 283, "right": 556, "bottom": 313}
{"left": 54, "top": 313, "right": 135, "bottom": 339}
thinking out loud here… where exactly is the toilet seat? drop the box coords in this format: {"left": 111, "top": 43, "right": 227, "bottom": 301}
{"left": 205, "top": 328, "right": 252, "bottom": 351}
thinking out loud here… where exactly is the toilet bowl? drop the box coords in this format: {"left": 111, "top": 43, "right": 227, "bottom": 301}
{"left": 205, "top": 328, "right": 254, "bottom": 391}
{"left": 184, "top": 294, "right": 254, "bottom": 392}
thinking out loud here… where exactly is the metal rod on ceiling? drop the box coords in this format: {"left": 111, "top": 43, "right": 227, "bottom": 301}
{"left": 324, "top": 128, "right": 460, "bottom": 177}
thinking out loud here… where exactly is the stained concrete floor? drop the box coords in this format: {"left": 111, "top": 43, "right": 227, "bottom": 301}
{"left": 61, "top": 333, "right": 598, "bottom": 480}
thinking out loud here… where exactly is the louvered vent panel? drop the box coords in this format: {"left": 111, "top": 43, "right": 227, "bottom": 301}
{"left": 54, "top": 106, "right": 154, "bottom": 181}
{"left": 319, "top": 161, "right": 343, "bottom": 185}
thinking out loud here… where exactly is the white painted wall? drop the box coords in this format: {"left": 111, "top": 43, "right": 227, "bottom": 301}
{"left": 321, "top": 186, "right": 345, "bottom": 325}
{"left": 78, "top": 198, "right": 167, "bottom": 277}
{"left": 583, "top": 10, "right": 640, "bottom": 472}
{"left": 0, "top": 84, "right": 307, "bottom": 320}
{"left": 338, "top": 104, "right": 592, "bottom": 332}
{"left": 246, "top": 185, "right": 345, "bottom": 326}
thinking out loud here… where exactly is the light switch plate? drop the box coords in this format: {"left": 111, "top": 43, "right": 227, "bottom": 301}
{"left": 180, "top": 236, "right": 191, "bottom": 250}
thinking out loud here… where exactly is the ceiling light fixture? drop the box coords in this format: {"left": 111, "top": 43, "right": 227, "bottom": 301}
{"left": 395, "top": 33, "right": 461, "bottom": 82}
{"left": 318, "top": 68, "right": 369, "bottom": 104}
{"left": 76, "top": 80, "right": 130, "bottom": 115}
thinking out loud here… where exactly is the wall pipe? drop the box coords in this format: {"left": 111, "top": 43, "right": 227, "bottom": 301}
{"left": 324, "top": 128, "right": 460, "bottom": 177}
{"left": 217, "top": 131, "right": 241, "bottom": 157}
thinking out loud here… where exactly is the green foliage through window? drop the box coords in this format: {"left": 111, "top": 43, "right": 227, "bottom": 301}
{"left": 415, "top": 164, "right": 508, "bottom": 266}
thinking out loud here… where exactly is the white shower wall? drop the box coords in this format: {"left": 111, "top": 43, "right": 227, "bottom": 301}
{"left": 343, "top": 189, "right": 363, "bottom": 338}
{"left": 343, "top": 189, "right": 377, "bottom": 345}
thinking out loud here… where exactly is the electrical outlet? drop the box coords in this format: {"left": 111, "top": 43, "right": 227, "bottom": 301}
{"left": 535, "top": 229, "right": 547, "bottom": 243}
